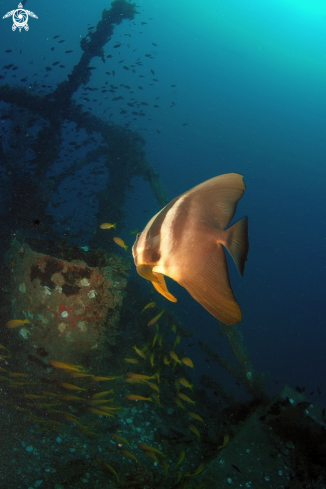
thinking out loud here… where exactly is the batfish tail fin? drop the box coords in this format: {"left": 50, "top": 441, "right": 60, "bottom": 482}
{"left": 223, "top": 216, "right": 249, "bottom": 276}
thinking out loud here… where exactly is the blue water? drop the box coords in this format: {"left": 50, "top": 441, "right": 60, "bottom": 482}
{"left": 1, "top": 0, "right": 326, "bottom": 406}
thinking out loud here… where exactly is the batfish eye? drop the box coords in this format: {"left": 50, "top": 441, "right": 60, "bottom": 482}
{"left": 136, "top": 232, "right": 141, "bottom": 240}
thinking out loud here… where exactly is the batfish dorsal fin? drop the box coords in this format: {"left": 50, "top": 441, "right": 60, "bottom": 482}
{"left": 187, "top": 173, "right": 246, "bottom": 230}
{"left": 152, "top": 272, "right": 178, "bottom": 303}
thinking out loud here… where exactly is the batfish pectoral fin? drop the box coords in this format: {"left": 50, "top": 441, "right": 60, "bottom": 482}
{"left": 136, "top": 265, "right": 160, "bottom": 284}
{"left": 151, "top": 272, "right": 178, "bottom": 303}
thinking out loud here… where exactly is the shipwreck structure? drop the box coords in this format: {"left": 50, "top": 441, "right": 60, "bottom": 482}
{"left": 0, "top": 0, "right": 168, "bottom": 257}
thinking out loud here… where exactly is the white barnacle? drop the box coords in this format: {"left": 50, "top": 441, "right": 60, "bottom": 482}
{"left": 19, "top": 328, "right": 30, "bottom": 340}
{"left": 61, "top": 311, "right": 68, "bottom": 318}
{"left": 87, "top": 290, "right": 96, "bottom": 299}
{"left": 80, "top": 278, "right": 90, "bottom": 287}
{"left": 43, "top": 286, "right": 51, "bottom": 296}
{"left": 77, "top": 320, "right": 87, "bottom": 332}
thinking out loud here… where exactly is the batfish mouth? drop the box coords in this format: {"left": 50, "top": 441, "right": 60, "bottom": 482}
{"left": 131, "top": 233, "right": 143, "bottom": 259}
{"left": 131, "top": 247, "right": 138, "bottom": 260}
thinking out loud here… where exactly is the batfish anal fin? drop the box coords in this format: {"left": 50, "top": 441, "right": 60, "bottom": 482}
{"left": 223, "top": 216, "right": 249, "bottom": 276}
{"left": 136, "top": 265, "right": 160, "bottom": 284}
{"left": 177, "top": 244, "right": 242, "bottom": 324}
{"left": 152, "top": 271, "right": 178, "bottom": 303}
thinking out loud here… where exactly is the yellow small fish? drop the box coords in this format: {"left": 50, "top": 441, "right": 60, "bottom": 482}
{"left": 147, "top": 310, "right": 164, "bottom": 327}
{"left": 0, "top": 344, "right": 8, "bottom": 350}
{"left": 179, "top": 378, "right": 193, "bottom": 390}
{"left": 218, "top": 433, "right": 230, "bottom": 449}
{"left": 150, "top": 352, "right": 155, "bottom": 367}
{"left": 188, "top": 423, "right": 200, "bottom": 439}
{"left": 181, "top": 357, "right": 194, "bottom": 368}
{"left": 125, "top": 394, "right": 152, "bottom": 402}
{"left": 145, "top": 450, "right": 159, "bottom": 463}
{"left": 89, "top": 408, "right": 114, "bottom": 417}
{"left": 63, "top": 444, "right": 82, "bottom": 450}
{"left": 6, "top": 318, "right": 30, "bottom": 328}
{"left": 137, "top": 443, "right": 166, "bottom": 457}
{"left": 69, "top": 372, "right": 93, "bottom": 377}
{"left": 172, "top": 324, "right": 177, "bottom": 334}
{"left": 155, "top": 371, "right": 160, "bottom": 383}
{"left": 92, "top": 390, "right": 113, "bottom": 399}
{"left": 170, "top": 350, "right": 182, "bottom": 364}
{"left": 141, "top": 301, "right": 156, "bottom": 313}
{"left": 175, "top": 449, "right": 186, "bottom": 468}
{"left": 112, "top": 433, "right": 130, "bottom": 446}
{"left": 98, "top": 405, "right": 120, "bottom": 411}
{"left": 122, "top": 450, "right": 140, "bottom": 464}
{"left": 152, "top": 331, "right": 160, "bottom": 348}
{"left": 175, "top": 396, "right": 185, "bottom": 410}
{"left": 174, "top": 334, "right": 181, "bottom": 348}
{"left": 97, "top": 460, "right": 120, "bottom": 482}
{"left": 91, "top": 376, "right": 122, "bottom": 381}
{"left": 175, "top": 470, "right": 182, "bottom": 486}
{"left": 113, "top": 236, "right": 128, "bottom": 251}
{"left": 100, "top": 222, "right": 116, "bottom": 229}
{"left": 163, "top": 355, "right": 171, "bottom": 366}
{"left": 188, "top": 412, "right": 204, "bottom": 423}
{"left": 124, "top": 358, "right": 139, "bottom": 364}
{"left": 177, "top": 392, "right": 196, "bottom": 405}
{"left": 88, "top": 399, "right": 114, "bottom": 405}
{"left": 133, "top": 345, "right": 147, "bottom": 359}
{"left": 49, "top": 360, "right": 84, "bottom": 372}
{"left": 61, "top": 382, "right": 86, "bottom": 391}
{"left": 64, "top": 414, "right": 83, "bottom": 426}
{"left": 130, "top": 228, "right": 139, "bottom": 235}
{"left": 148, "top": 382, "right": 159, "bottom": 393}
{"left": 124, "top": 378, "right": 145, "bottom": 384}
{"left": 186, "top": 462, "right": 205, "bottom": 477}
{"left": 127, "top": 372, "right": 155, "bottom": 381}
{"left": 162, "top": 458, "right": 168, "bottom": 478}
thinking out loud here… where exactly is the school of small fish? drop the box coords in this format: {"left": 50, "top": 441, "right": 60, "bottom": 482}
{"left": 1, "top": 302, "right": 225, "bottom": 487}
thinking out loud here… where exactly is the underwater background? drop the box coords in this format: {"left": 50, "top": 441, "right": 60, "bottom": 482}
{"left": 0, "top": 0, "right": 326, "bottom": 487}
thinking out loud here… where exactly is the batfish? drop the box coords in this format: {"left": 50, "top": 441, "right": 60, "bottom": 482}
{"left": 132, "top": 173, "right": 249, "bottom": 324}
